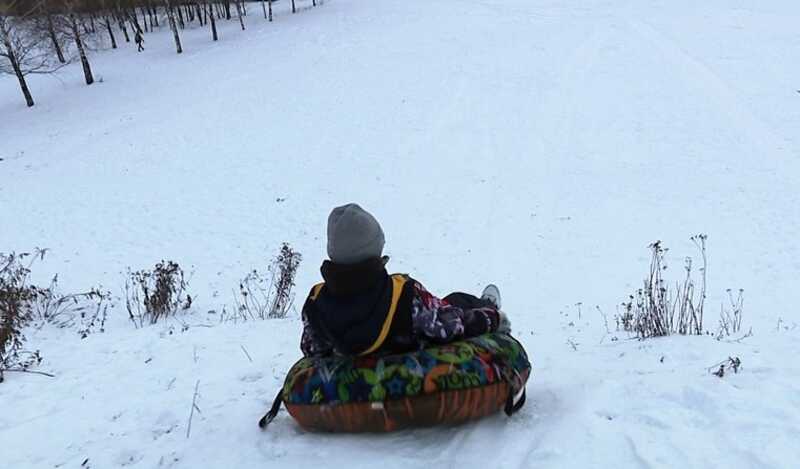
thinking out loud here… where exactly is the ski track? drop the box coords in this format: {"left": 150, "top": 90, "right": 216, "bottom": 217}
{"left": 626, "top": 18, "right": 795, "bottom": 164}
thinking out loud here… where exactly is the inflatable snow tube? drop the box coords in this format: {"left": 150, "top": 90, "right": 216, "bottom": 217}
{"left": 280, "top": 333, "right": 531, "bottom": 432}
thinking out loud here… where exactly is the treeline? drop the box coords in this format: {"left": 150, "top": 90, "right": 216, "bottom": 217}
{"left": 0, "top": 0, "right": 319, "bottom": 107}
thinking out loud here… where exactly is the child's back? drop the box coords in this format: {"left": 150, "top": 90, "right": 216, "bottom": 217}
{"left": 300, "top": 204, "right": 508, "bottom": 357}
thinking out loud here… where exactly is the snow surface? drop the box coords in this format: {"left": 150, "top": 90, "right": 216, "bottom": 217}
{"left": 2, "top": 0, "right": 800, "bottom": 467}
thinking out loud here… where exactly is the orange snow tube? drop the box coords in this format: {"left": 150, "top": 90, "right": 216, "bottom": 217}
{"left": 262, "top": 333, "right": 531, "bottom": 433}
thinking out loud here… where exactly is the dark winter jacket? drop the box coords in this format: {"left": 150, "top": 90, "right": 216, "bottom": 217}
{"left": 300, "top": 258, "right": 501, "bottom": 357}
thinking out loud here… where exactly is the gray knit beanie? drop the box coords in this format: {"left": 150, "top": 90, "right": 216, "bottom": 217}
{"left": 327, "top": 203, "right": 385, "bottom": 265}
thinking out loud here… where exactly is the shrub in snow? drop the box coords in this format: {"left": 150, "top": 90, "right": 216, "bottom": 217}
{"left": 619, "top": 235, "right": 708, "bottom": 339}
{"left": 125, "top": 260, "right": 192, "bottom": 328}
{"left": 230, "top": 243, "right": 302, "bottom": 321}
{"left": 269, "top": 243, "right": 302, "bottom": 318}
{"left": 33, "top": 274, "right": 111, "bottom": 338}
{"left": 0, "top": 250, "right": 45, "bottom": 382}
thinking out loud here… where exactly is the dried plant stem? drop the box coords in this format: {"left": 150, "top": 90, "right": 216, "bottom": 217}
{"left": 1, "top": 368, "right": 55, "bottom": 379}
{"left": 240, "top": 345, "right": 253, "bottom": 362}
{"left": 186, "top": 379, "right": 200, "bottom": 438}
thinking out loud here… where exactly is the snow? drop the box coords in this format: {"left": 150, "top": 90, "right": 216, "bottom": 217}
{"left": 2, "top": 0, "right": 800, "bottom": 467}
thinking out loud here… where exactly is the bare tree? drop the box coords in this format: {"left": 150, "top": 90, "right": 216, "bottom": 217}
{"left": 206, "top": 0, "right": 217, "bottom": 41}
{"left": 38, "top": 8, "right": 66, "bottom": 63}
{"left": 63, "top": 1, "right": 94, "bottom": 85}
{"left": 127, "top": 6, "right": 143, "bottom": 35}
{"left": 194, "top": 2, "right": 203, "bottom": 26}
{"left": 0, "top": 1, "right": 61, "bottom": 107}
{"left": 175, "top": 1, "right": 184, "bottom": 29}
{"left": 102, "top": 13, "right": 116, "bottom": 48}
{"left": 89, "top": 0, "right": 117, "bottom": 49}
{"left": 139, "top": 5, "right": 148, "bottom": 32}
{"left": 163, "top": 0, "right": 182, "bottom": 53}
{"left": 147, "top": 1, "right": 158, "bottom": 29}
{"left": 234, "top": 0, "right": 244, "bottom": 30}
{"left": 114, "top": 6, "right": 130, "bottom": 42}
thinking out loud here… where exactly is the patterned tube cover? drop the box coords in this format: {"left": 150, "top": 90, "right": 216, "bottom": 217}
{"left": 283, "top": 332, "right": 531, "bottom": 405}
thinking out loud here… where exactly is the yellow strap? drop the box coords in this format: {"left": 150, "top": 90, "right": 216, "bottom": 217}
{"left": 359, "top": 275, "right": 407, "bottom": 356}
{"left": 310, "top": 283, "right": 325, "bottom": 301}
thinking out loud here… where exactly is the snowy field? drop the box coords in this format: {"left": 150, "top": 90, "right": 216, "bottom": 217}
{"left": 2, "top": 0, "right": 800, "bottom": 467}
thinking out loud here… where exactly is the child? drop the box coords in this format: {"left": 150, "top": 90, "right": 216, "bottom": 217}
{"left": 300, "top": 203, "right": 510, "bottom": 358}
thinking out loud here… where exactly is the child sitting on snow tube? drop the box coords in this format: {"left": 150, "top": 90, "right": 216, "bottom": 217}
{"left": 300, "top": 203, "right": 511, "bottom": 358}
{"left": 259, "top": 203, "right": 527, "bottom": 432}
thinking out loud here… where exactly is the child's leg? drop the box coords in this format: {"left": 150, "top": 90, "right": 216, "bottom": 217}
{"left": 443, "top": 292, "right": 494, "bottom": 309}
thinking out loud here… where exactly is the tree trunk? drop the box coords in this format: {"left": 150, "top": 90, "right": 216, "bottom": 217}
{"left": 1, "top": 21, "right": 35, "bottom": 107}
{"left": 235, "top": 0, "right": 245, "bottom": 30}
{"left": 70, "top": 14, "right": 94, "bottom": 85}
{"left": 140, "top": 7, "right": 149, "bottom": 32}
{"left": 129, "top": 8, "right": 143, "bottom": 35}
{"left": 261, "top": 0, "right": 266, "bottom": 19}
{"left": 12, "top": 59, "right": 34, "bottom": 107}
{"left": 177, "top": 5, "right": 185, "bottom": 29}
{"left": 291, "top": 0, "right": 296, "bottom": 14}
{"left": 165, "top": 2, "right": 183, "bottom": 53}
{"left": 208, "top": 3, "right": 218, "bottom": 41}
{"left": 118, "top": 18, "right": 130, "bottom": 42}
{"left": 224, "top": 1, "right": 231, "bottom": 20}
{"left": 268, "top": 0, "right": 272, "bottom": 22}
{"left": 195, "top": 3, "right": 204, "bottom": 26}
{"left": 46, "top": 15, "right": 66, "bottom": 64}
{"left": 105, "top": 17, "right": 117, "bottom": 49}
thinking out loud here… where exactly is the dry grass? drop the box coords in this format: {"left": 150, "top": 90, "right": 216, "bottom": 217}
{"left": 0, "top": 250, "right": 46, "bottom": 381}
{"left": 125, "top": 260, "right": 192, "bottom": 328}
{"left": 618, "top": 235, "right": 708, "bottom": 339}
{"left": 228, "top": 243, "right": 302, "bottom": 321}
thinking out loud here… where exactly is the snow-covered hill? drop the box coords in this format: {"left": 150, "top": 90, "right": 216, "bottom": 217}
{"left": 1, "top": 0, "right": 799, "bottom": 468}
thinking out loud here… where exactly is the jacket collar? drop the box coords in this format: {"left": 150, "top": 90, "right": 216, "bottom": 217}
{"left": 320, "top": 257, "right": 388, "bottom": 296}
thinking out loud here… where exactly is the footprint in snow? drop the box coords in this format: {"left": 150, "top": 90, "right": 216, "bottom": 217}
{"left": 157, "top": 452, "right": 181, "bottom": 468}
{"left": 152, "top": 411, "right": 180, "bottom": 440}
{"left": 240, "top": 372, "right": 264, "bottom": 383}
{"left": 115, "top": 449, "right": 143, "bottom": 467}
